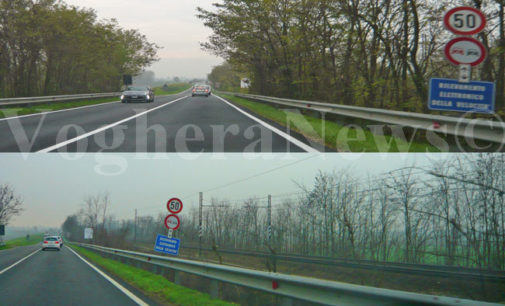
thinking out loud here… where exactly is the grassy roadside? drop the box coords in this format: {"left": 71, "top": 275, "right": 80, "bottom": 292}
{"left": 219, "top": 94, "right": 440, "bottom": 152}
{"left": 70, "top": 244, "right": 235, "bottom": 306}
{"left": 0, "top": 234, "right": 44, "bottom": 250}
{"left": 154, "top": 83, "right": 192, "bottom": 96}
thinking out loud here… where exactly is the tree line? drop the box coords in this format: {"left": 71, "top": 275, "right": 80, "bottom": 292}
{"left": 200, "top": 0, "right": 505, "bottom": 114}
{"left": 63, "top": 154, "right": 505, "bottom": 270}
{"left": 0, "top": 0, "right": 159, "bottom": 98}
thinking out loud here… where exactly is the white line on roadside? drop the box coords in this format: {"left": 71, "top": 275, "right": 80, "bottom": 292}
{"left": 0, "top": 101, "right": 121, "bottom": 122}
{"left": 0, "top": 248, "right": 40, "bottom": 275}
{"left": 0, "top": 90, "right": 192, "bottom": 122}
{"left": 38, "top": 95, "right": 190, "bottom": 152}
{"left": 214, "top": 95, "right": 320, "bottom": 153}
{"left": 67, "top": 247, "right": 148, "bottom": 306}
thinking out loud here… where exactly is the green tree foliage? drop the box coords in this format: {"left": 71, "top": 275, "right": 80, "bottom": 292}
{"left": 0, "top": 0, "right": 160, "bottom": 97}
{"left": 207, "top": 62, "right": 242, "bottom": 91}
{"left": 198, "top": 0, "right": 505, "bottom": 114}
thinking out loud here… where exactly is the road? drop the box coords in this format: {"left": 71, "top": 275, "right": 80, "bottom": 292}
{"left": 0, "top": 91, "right": 322, "bottom": 152}
{"left": 0, "top": 244, "right": 154, "bottom": 305}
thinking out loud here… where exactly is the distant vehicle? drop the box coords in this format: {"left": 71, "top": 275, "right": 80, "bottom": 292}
{"left": 192, "top": 85, "right": 211, "bottom": 97}
{"left": 121, "top": 86, "right": 155, "bottom": 103}
{"left": 42, "top": 236, "right": 61, "bottom": 251}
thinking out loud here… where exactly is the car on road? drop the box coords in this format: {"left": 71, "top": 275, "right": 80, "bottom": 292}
{"left": 192, "top": 85, "right": 211, "bottom": 97}
{"left": 42, "top": 236, "right": 61, "bottom": 251}
{"left": 121, "top": 86, "right": 155, "bottom": 103}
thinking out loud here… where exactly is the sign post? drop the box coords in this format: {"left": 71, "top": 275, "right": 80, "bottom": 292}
{"left": 0, "top": 225, "right": 5, "bottom": 247}
{"left": 429, "top": 7, "right": 494, "bottom": 114}
{"left": 459, "top": 64, "right": 471, "bottom": 83}
{"left": 154, "top": 197, "right": 183, "bottom": 256}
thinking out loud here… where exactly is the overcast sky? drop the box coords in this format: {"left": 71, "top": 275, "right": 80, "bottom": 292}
{"left": 64, "top": 0, "right": 223, "bottom": 79}
{"left": 1, "top": 153, "right": 453, "bottom": 228}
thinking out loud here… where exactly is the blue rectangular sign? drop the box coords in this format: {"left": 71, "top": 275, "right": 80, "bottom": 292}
{"left": 428, "top": 78, "right": 495, "bottom": 114}
{"left": 154, "top": 234, "right": 180, "bottom": 256}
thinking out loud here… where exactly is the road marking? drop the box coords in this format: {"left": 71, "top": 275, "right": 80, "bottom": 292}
{"left": 0, "top": 248, "right": 40, "bottom": 275}
{"left": 67, "top": 246, "right": 148, "bottom": 306}
{"left": 214, "top": 95, "right": 320, "bottom": 153}
{"left": 0, "top": 90, "right": 191, "bottom": 122}
{"left": 38, "top": 95, "right": 190, "bottom": 152}
{"left": 0, "top": 101, "right": 120, "bottom": 122}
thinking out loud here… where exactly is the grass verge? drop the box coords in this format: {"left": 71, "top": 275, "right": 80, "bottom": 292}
{"left": 154, "top": 83, "right": 192, "bottom": 96}
{"left": 70, "top": 244, "right": 235, "bottom": 306}
{"left": 0, "top": 234, "right": 44, "bottom": 250}
{"left": 220, "top": 94, "right": 440, "bottom": 152}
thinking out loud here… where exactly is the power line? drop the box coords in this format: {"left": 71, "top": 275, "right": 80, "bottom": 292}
{"left": 181, "top": 154, "right": 320, "bottom": 199}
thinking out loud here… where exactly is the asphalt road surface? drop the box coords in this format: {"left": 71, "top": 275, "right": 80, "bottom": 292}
{"left": 0, "top": 91, "right": 322, "bottom": 153}
{"left": 0, "top": 244, "right": 154, "bottom": 305}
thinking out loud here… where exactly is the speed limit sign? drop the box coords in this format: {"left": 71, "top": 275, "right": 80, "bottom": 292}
{"left": 444, "top": 7, "right": 486, "bottom": 35}
{"left": 167, "top": 198, "right": 183, "bottom": 214}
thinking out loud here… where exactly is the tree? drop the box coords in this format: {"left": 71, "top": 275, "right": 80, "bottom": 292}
{"left": 198, "top": 0, "right": 505, "bottom": 114}
{"left": 0, "top": 185, "right": 23, "bottom": 225}
{"left": 81, "top": 192, "right": 110, "bottom": 243}
{"left": 0, "top": 0, "right": 160, "bottom": 97}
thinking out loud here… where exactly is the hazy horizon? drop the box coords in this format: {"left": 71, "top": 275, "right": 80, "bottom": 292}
{"left": 64, "top": 0, "right": 223, "bottom": 79}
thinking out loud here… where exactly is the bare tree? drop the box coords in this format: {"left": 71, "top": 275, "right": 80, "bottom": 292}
{"left": 0, "top": 184, "right": 23, "bottom": 225}
{"left": 81, "top": 192, "right": 111, "bottom": 244}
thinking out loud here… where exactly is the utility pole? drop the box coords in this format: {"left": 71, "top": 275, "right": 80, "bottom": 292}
{"left": 199, "top": 192, "right": 203, "bottom": 257}
{"left": 134, "top": 208, "right": 137, "bottom": 243}
{"left": 267, "top": 195, "right": 272, "bottom": 241}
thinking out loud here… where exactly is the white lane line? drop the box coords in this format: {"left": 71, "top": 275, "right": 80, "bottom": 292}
{"left": 67, "top": 246, "right": 148, "bottom": 306}
{"left": 0, "top": 248, "right": 40, "bottom": 275}
{"left": 214, "top": 95, "right": 319, "bottom": 153}
{"left": 0, "top": 90, "right": 191, "bottom": 122}
{"left": 0, "top": 101, "right": 120, "bottom": 122}
{"left": 38, "top": 95, "right": 190, "bottom": 152}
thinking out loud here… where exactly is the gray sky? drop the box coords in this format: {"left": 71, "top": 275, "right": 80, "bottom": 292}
{"left": 1, "top": 153, "right": 452, "bottom": 228}
{"left": 64, "top": 0, "right": 223, "bottom": 79}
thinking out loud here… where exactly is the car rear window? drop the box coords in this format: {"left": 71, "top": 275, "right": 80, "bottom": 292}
{"left": 127, "top": 87, "right": 147, "bottom": 91}
{"left": 46, "top": 237, "right": 57, "bottom": 241}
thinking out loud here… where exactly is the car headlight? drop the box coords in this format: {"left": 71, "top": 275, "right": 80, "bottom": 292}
{"left": 146, "top": 95, "right": 151, "bottom": 100}
{"left": 121, "top": 95, "right": 124, "bottom": 100}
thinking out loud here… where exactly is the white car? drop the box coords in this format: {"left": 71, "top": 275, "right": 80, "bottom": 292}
{"left": 42, "top": 236, "right": 61, "bottom": 251}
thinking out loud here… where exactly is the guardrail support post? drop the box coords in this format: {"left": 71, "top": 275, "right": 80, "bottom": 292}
{"left": 209, "top": 279, "right": 219, "bottom": 298}
{"left": 174, "top": 271, "right": 181, "bottom": 285}
{"left": 281, "top": 297, "right": 293, "bottom": 306}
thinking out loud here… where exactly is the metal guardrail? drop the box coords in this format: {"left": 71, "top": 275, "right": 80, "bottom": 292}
{"left": 177, "top": 245, "right": 505, "bottom": 282}
{"left": 75, "top": 242, "right": 497, "bottom": 306}
{"left": 221, "top": 92, "right": 505, "bottom": 144}
{"left": 0, "top": 92, "right": 121, "bottom": 107}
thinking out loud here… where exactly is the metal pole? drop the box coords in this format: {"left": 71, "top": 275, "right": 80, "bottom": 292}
{"left": 134, "top": 208, "right": 137, "bottom": 243}
{"left": 268, "top": 195, "right": 272, "bottom": 241}
{"left": 199, "top": 192, "right": 203, "bottom": 257}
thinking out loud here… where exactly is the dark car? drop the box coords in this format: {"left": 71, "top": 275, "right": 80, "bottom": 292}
{"left": 192, "top": 85, "right": 211, "bottom": 97}
{"left": 121, "top": 86, "right": 155, "bottom": 103}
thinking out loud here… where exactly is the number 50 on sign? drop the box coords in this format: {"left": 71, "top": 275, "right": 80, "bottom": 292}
{"left": 444, "top": 7, "right": 486, "bottom": 35}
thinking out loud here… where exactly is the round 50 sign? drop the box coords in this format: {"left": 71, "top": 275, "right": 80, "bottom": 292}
{"left": 167, "top": 198, "right": 183, "bottom": 214}
{"left": 445, "top": 37, "right": 486, "bottom": 66}
{"left": 444, "top": 7, "right": 486, "bottom": 35}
